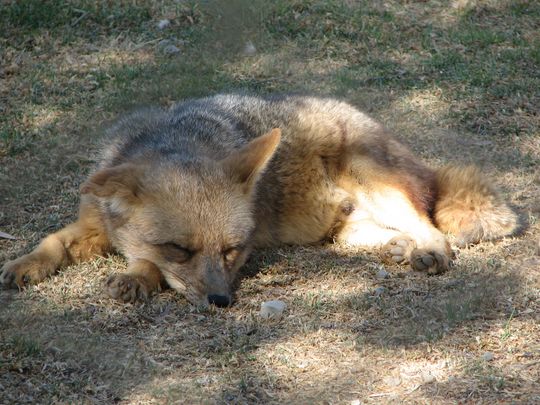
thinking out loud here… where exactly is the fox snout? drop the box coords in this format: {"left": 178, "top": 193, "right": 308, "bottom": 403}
{"left": 203, "top": 260, "right": 233, "bottom": 308}
{"left": 207, "top": 294, "right": 231, "bottom": 307}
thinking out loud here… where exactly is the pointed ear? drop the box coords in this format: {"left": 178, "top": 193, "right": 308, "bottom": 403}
{"left": 80, "top": 163, "right": 140, "bottom": 201}
{"left": 221, "top": 128, "right": 281, "bottom": 193}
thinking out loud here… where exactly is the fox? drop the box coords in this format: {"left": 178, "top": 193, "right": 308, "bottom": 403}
{"left": 0, "top": 94, "right": 519, "bottom": 307}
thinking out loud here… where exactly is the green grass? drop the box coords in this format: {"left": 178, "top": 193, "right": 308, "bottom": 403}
{"left": 1, "top": 0, "right": 539, "bottom": 155}
{"left": 10, "top": 335, "right": 42, "bottom": 357}
{"left": 0, "top": 0, "right": 153, "bottom": 33}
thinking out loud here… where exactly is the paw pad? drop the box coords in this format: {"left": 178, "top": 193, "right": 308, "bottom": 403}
{"left": 382, "top": 235, "right": 416, "bottom": 263}
{"left": 411, "top": 249, "right": 450, "bottom": 274}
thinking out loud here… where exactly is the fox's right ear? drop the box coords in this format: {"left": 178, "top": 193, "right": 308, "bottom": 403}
{"left": 81, "top": 164, "right": 141, "bottom": 202}
{"left": 221, "top": 128, "right": 281, "bottom": 194}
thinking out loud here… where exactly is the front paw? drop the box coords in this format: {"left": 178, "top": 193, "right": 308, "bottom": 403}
{"left": 0, "top": 255, "right": 52, "bottom": 288}
{"left": 410, "top": 248, "right": 450, "bottom": 274}
{"left": 106, "top": 274, "right": 152, "bottom": 303}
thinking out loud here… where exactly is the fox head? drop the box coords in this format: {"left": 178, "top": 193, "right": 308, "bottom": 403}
{"left": 81, "top": 129, "right": 281, "bottom": 307}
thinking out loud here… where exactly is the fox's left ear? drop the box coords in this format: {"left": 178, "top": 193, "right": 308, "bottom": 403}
{"left": 221, "top": 128, "right": 281, "bottom": 194}
{"left": 80, "top": 163, "right": 141, "bottom": 202}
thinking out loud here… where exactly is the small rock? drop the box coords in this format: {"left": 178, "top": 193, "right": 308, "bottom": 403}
{"left": 482, "top": 352, "right": 494, "bottom": 361}
{"left": 243, "top": 41, "right": 256, "bottom": 56}
{"left": 84, "top": 44, "right": 100, "bottom": 52}
{"left": 157, "top": 19, "right": 170, "bottom": 30}
{"left": 3, "top": 63, "right": 19, "bottom": 75}
{"left": 350, "top": 400, "right": 361, "bottom": 405}
{"left": 195, "top": 375, "right": 216, "bottom": 385}
{"left": 383, "top": 376, "right": 401, "bottom": 387}
{"left": 163, "top": 45, "right": 181, "bottom": 55}
{"left": 83, "top": 82, "right": 98, "bottom": 91}
{"left": 376, "top": 269, "right": 389, "bottom": 279}
{"left": 421, "top": 371, "right": 436, "bottom": 383}
{"left": 260, "top": 300, "right": 286, "bottom": 319}
{"left": 374, "top": 287, "right": 386, "bottom": 296}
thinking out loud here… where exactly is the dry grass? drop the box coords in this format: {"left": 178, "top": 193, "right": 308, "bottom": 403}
{"left": 1, "top": 0, "right": 539, "bottom": 403}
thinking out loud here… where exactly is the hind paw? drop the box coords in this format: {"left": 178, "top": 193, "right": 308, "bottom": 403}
{"left": 382, "top": 235, "right": 450, "bottom": 274}
{"left": 382, "top": 235, "right": 417, "bottom": 263}
{"left": 106, "top": 274, "right": 152, "bottom": 303}
{"left": 410, "top": 248, "right": 450, "bottom": 274}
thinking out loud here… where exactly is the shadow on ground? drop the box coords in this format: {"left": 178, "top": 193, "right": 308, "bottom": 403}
{"left": 1, "top": 246, "right": 536, "bottom": 403}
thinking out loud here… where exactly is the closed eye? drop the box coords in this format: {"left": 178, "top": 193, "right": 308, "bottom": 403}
{"left": 158, "top": 243, "right": 194, "bottom": 263}
{"left": 223, "top": 246, "right": 242, "bottom": 264}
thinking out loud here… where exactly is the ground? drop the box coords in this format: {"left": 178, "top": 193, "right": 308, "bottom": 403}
{"left": 0, "top": 1, "right": 539, "bottom": 403}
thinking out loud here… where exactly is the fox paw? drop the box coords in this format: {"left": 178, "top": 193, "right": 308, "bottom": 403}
{"left": 0, "top": 255, "right": 53, "bottom": 288}
{"left": 106, "top": 274, "right": 153, "bottom": 303}
{"left": 382, "top": 235, "right": 417, "bottom": 263}
{"left": 410, "top": 248, "right": 450, "bottom": 275}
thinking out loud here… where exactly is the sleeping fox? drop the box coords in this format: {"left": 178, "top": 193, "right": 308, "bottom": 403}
{"left": 0, "top": 94, "right": 519, "bottom": 307}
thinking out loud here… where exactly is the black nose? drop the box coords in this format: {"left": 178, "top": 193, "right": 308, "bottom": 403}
{"left": 208, "top": 294, "right": 231, "bottom": 308}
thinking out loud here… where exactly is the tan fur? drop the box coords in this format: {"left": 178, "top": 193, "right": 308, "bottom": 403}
{"left": 434, "top": 165, "right": 519, "bottom": 246}
{"left": 0, "top": 196, "right": 111, "bottom": 287}
{"left": 222, "top": 128, "right": 281, "bottom": 193}
{"left": 0, "top": 94, "right": 520, "bottom": 306}
{"left": 106, "top": 259, "right": 164, "bottom": 303}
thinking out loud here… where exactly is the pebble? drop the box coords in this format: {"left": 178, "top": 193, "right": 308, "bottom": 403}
{"left": 157, "top": 19, "right": 170, "bottom": 30}
{"left": 163, "top": 45, "right": 181, "bottom": 55}
{"left": 3, "top": 63, "right": 20, "bottom": 75}
{"left": 376, "top": 269, "right": 389, "bottom": 279}
{"left": 482, "top": 352, "right": 494, "bottom": 361}
{"left": 383, "top": 376, "right": 401, "bottom": 387}
{"left": 374, "top": 287, "right": 386, "bottom": 296}
{"left": 421, "top": 371, "right": 436, "bottom": 383}
{"left": 260, "top": 300, "right": 286, "bottom": 319}
{"left": 243, "top": 41, "right": 257, "bottom": 56}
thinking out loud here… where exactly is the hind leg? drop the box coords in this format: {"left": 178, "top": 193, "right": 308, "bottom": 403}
{"left": 0, "top": 197, "right": 111, "bottom": 288}
{"left": 338, "top": 188, "right": 451, "bottom": 274}
{"left": 336, "top": 217, "right": 401, "bottom": 247}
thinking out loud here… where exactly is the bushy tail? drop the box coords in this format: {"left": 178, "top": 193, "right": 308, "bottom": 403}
{"left": 433, "top": 165, "right": 519, "bottom": 246}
